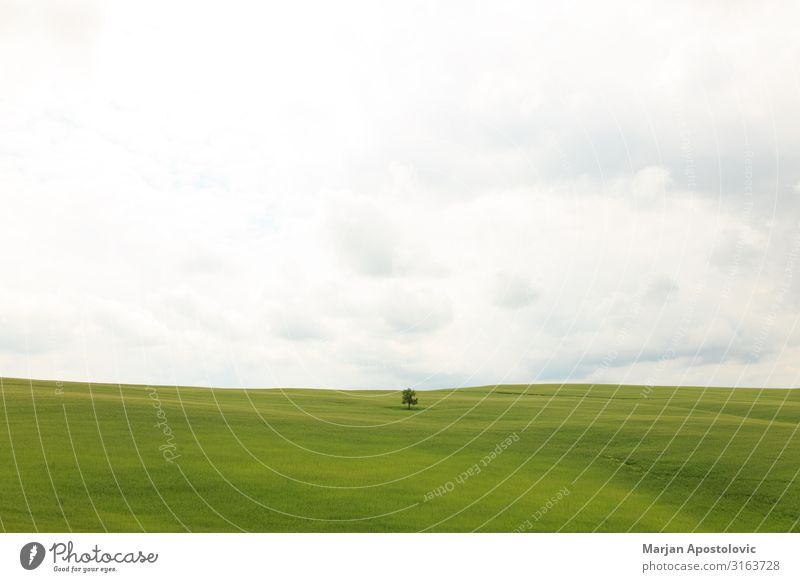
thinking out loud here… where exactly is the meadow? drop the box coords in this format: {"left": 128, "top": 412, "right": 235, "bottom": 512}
{"left": 1, "top": 377, "right": 798, "bottom": 532}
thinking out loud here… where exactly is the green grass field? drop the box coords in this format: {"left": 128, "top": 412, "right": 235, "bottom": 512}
{"left": 1, "top": 377, "right": 798, "bottom": 532}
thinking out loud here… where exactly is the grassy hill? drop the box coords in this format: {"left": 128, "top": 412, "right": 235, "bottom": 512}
{"left": 1, "top": 377, "right": 798, "bottom": 532}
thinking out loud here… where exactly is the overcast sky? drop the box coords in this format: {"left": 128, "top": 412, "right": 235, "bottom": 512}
{"left": 1, "top": 0, "right": 799, "bottom": 389}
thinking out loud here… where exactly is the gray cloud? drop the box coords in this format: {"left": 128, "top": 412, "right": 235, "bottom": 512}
{"left": 493, "top": 273, "right": 538, "bottom": 310}
{"left": 381, "top": 289, "right": 453, "bottom": 334}
{"left": 645, "top": 276, "right": 680, "bottom": 305}
{"left": 327, "top": 196, "right": 398, "bottom": 277}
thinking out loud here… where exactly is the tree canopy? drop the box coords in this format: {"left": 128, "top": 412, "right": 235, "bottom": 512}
{"left": 401, "top": 388, "right": 418, "bottom": 410}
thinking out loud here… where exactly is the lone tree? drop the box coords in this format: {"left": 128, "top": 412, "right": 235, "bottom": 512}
{"left": 401, "top": 388, "right": 418, "bottom": 410}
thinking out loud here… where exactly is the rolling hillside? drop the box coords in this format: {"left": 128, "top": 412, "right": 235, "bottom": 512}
{"left": 1, "top": 377, "right": 798, "bottom": 532}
